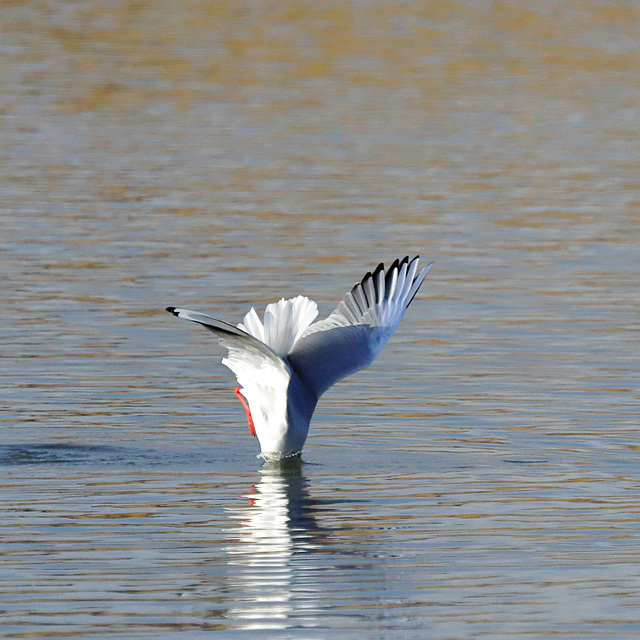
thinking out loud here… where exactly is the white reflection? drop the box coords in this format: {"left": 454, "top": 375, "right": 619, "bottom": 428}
{"left": 224, "top": 461, "right": 326, "bottom": 629}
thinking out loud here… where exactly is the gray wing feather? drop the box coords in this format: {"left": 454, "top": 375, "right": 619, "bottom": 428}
{"left": 165, "top": 307, "right": 289, "bottom": 375}
{"left": 288, "top": 257, "right": 431, "bottom": 399}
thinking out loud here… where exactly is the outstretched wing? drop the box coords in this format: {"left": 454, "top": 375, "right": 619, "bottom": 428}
{"left": 165, "top": 307, "right": 291, "bottom": 436}
{"left": 166, "top": 307, "right": 288, "bottom": 373}
{"left": 286, "top": 257, "right": 431, "bottom": 399}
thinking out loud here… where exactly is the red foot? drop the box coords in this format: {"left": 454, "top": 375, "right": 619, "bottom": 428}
{"left": 234, "top": 387, "right": 256, "bottom": 437}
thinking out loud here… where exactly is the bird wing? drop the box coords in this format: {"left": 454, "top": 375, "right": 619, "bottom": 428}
{"left": 286, "top": 257, "right": 431, "bottom": 399}
{"left": 165, "top": 307, "right": 291, "bottom": 433}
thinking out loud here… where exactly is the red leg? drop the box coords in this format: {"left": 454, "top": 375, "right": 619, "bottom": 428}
{"left": 234, "top": 387, "right": 256, "bottom": 437}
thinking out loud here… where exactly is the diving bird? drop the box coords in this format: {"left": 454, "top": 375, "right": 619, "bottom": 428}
{"left": 166, "top": 256, "right": 431, "bottom": 460}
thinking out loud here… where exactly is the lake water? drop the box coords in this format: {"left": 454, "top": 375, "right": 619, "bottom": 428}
{"left": 2, "top": 2, "right": 640, "bottom": 638}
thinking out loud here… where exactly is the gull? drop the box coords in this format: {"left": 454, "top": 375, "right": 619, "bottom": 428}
{"left": 166, "top": 256, "right": 431, "bottom": 461}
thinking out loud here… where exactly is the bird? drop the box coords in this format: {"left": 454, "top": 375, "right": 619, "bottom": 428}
{"left": 166, "top": 256, "right": 431, "bottom": 461}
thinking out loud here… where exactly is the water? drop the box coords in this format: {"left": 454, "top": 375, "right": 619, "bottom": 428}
{"left": 2, "top": 1, "right": 640, "bottom": 638}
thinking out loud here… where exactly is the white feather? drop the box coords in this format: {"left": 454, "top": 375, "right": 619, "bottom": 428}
{"left": 239, "top": 296, "right": 318, "bottom": 358}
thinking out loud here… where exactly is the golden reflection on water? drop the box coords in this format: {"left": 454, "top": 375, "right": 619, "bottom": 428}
{"left": 7, "top": 2, "right": 640, "bottom": 119}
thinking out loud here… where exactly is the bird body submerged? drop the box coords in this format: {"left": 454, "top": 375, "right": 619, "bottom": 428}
{"left": 167, "top": 256, "right": 431, "bottom": 460}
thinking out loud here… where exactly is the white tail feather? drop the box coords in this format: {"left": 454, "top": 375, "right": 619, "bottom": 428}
{"left": 238, "top": 295, "right": 318, "bottom": 358}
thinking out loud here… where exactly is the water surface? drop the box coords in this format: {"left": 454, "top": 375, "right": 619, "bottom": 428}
{"left": 2, "top": 2, "right": 640, "bottom": 638}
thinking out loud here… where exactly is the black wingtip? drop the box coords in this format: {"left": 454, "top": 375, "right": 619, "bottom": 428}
{"left": 166, "top": 306, "right": 178, "bottom": 315}
{"left": 384, "top": 258, "right": 400, "bottom": 290}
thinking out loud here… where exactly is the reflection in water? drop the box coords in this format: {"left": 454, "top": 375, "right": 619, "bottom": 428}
{"left": 224, "top": 462, "right": 328, "bottom": 630}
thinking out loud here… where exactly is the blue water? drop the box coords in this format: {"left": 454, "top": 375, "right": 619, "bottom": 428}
{"left": 2, "top": 1, "right": 640, "bottom": 638}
